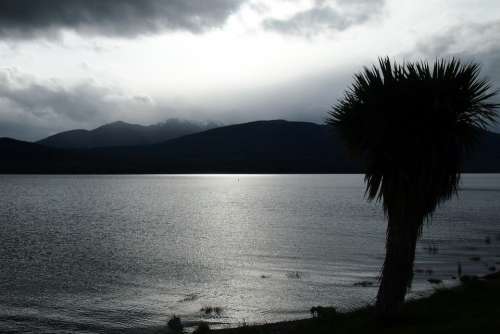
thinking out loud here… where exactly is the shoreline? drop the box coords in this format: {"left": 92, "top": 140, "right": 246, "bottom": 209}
{"left": 205, "top": 271, "right": 500, "bottom": 334}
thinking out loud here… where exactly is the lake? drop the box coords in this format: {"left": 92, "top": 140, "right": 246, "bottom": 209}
{"left": 1, "top": 174, "right": 500, "bottom": 333}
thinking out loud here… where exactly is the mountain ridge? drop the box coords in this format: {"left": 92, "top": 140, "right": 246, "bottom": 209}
{"left": 1, "top": 120, "right": 499, "bottom": 174}
{"left": 36, "top": 119, "right": 221, "bottom": 149}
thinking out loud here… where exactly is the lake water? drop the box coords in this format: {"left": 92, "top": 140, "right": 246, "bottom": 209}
{"left": 1, "top": 174, "right": 500, "bottom": 333}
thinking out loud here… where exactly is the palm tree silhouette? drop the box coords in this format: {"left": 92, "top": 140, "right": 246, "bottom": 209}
{"left": 328, "top": 58, "right": 498, "bottom": 319}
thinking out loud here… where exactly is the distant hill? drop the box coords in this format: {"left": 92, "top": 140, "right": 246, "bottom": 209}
{"left": 37, "top": 119, "right": 220, "bottom": 149}
{"left": 149, "top": 120, "right": 357, "bottom": 172}
{"left": 1, "top": 120, "right": 499, "bottom": 173}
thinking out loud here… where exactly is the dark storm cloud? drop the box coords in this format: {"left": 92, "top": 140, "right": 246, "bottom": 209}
{"left": 0, "top": 0, "right": 245, "bottom": 39}
{"left": 263, "top": 0, "right": 385, "bottom": 36}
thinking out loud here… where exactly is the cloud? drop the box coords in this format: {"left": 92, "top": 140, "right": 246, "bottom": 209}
{"left": 0, "top": 69, "right": 119, "bottom": 124}
{"left": 0, "top": 0, "right": 245, "bottom": 39}
{"left": 414, "top": 21, "right": 500, "bottom": 58}
{"left": 412, "top": 20, "right": 500, "bottom": 96}
{"left": 0, "top": 69, "right": 171, "bottom": 140}
{"left": 263, "top": 0, "right": 385, "bottom": 37}
{"left": 407, "top": 20, "right": 500, "bottom": 131}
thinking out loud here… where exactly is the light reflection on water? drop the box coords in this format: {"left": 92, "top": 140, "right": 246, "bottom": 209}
{"left": 0, "top": 174, "right": 500, "bottom": 333}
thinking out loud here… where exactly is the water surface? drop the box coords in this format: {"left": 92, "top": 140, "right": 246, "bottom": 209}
{"left": 1, "top": 174, "right": 500, "bottom": 332}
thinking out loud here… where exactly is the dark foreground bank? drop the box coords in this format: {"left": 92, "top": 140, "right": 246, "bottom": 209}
{"left": 207, "top": 272, "right": 500, "bottom": 334}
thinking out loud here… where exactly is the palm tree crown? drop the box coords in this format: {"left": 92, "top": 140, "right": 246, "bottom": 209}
{"left": 329, "top": 58, "right": 498, "bottom": 222}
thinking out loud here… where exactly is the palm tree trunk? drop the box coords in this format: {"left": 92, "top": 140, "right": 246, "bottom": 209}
{"left": 375, "top": 212, "right": 421, "bottom": 320}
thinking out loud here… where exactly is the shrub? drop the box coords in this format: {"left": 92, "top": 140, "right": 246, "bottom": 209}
{"left": 193, "top": 322, "right": 210, "bottom": 334}
{"left": 460, "top": 275, "right": 479, "bottom": 284}
{"left": 310, "top": 306, "right": 337, "bottom": 322}
{"left": 167, "top": 315, "right": 183, "bottom": 332}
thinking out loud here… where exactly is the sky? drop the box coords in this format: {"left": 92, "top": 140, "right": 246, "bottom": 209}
{"left": 0, "top": 0, "right": 499, "bottom": 141}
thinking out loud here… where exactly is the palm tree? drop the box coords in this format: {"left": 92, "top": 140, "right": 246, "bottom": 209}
{"left": 328, "top": 58, "right": 498, "bottom": 320}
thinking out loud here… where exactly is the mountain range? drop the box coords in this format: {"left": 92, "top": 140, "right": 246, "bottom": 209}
{"left": 1, "top": 120, "right": 499, "bottom": 173}
{"left": 37, "top": 119, "right": 220, "bottom": 149}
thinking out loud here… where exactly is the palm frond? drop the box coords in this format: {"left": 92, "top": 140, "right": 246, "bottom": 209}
{"left": 328, "top": 57, "right": 499, "bottom": 220}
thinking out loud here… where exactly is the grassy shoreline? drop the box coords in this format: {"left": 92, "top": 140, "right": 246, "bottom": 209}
{"left": 208, "top": 272, "right": 500, "bottom": 334}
